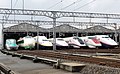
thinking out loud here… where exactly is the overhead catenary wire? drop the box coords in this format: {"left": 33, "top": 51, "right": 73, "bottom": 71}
{"left": 74, "top": 0, "right": 97, "bottom": 11}
{"left": 61, "top": 0, "right": 83, "bottom": 10}
{"left": 39, "top": 0, "right": 63, "bottom": 22}
{"left": 5, "top": 0, "right": 19, "bottom": 20}
{"left": 13, "top": 0, "right": 19, "bottom": 20}
{"left": 73, "top": 0, "right": 97, "bottom": 32}
{"left": 13, "top": 0, "right": 19, "bottom": 8}
{"left": 61, "top": 2, "right": 76, "bottom": 10}
{"left": 3, "top": 0, "right": 19, "bottom": 25}
{"left": 47, "top": 0, "right": 63, "bottom": 9}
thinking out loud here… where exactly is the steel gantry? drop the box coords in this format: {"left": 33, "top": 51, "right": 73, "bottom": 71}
{"left": 0, "top": 19, "right": 116, "bottom": 27}
{"left": 0, "top": 8, "right": 120, "bottom": 19}
{"left": 0, "top": 8, "right": 120, "bottom": 50}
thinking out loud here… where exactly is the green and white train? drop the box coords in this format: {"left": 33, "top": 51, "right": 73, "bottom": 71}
{"left": 17, "top": 36, "right": 36, "bottom": 49}
{"left": 5, "top": 39, "right": 18, "bottom": 50}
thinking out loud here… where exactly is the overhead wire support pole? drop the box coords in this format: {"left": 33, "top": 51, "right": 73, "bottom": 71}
{"left": 1, "top": 16, "right": 4, "bottom": 49}
{"left": 52, "top": 12, "right": 57, "bottom": 51}
{"left": 22, "top": 0, "right": 25, "bottom": 15}
{"left": 36, "top": 21, "right": 39, "bottom": 50}
{"left": 11, "top": 0, "right": 12, "bottom": 9}
{"left": 23, "top": 0, "right": 24, "bottom": 10}
{"left": 114, "top": 23, "right": 117, "bottom": 43}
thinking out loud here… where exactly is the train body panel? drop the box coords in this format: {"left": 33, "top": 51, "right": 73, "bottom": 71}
{"left": 5, "top": 39, "right": 18, "bottom": 50}
{"left": 56, "top": 38, "right": 68, "bottom": 47}
{"left": 95, "top": 35, "right": 118, "bottom": 48}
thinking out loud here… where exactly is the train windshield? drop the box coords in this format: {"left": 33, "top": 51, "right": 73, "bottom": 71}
{"left": 74, "top": 37, "right": 84, "bottom": 44}
{"left": 78, "top": 38, "right": 84, "bottom": 44}
{"left": 17, "top": 40, "right": 24, "bottom": 44}
{"left": 10, "top": 39, "right": 16, "bottom": 43}
{"left": 6, "top": 39, "right": 16, "bottom": 44}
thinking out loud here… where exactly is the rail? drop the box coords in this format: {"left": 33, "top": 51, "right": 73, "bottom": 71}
{"left": 0, "top": 50, "right": 57, "bottom": 66}
{"left": 0, "top": 63, "right": 17, "bottom": 74}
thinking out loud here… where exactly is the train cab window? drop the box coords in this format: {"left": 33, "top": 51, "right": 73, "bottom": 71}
{"left": 17, "top": 40, "right": 24, "bottom": 44}
{"left": 10, "top": 40, "right": 16, "bottom": 43}
{"left": 78, "top": 39, "right": 84, "bottom": 44}
{"left": 42, "top": 39, "right": 48, "bottom": 41}
{"left": 73, "top": 37, "right": 79, "bottom": 40}
{"left": 57, "top": 39, "right": 64, "bottom": 41}
{"left": 88, "top": 37, "right": 95, "bottom": 39}
{"left": 25, "top": 36, "right": 32, "bottom": 38}
{"left": 102, "top": 37, "right": 109, "bottom": 38}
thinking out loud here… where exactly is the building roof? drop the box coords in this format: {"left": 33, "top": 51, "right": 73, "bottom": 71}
{"left": 82, "top": 25, "right": 114, "bottom": 33}
{"left": 48, "top": 24, "right": 82, "bottom": 33}
{"left": 116, "top": 28, "right": 120, "bottom": 33}
{"left": 4, "top": 23, "right": 47, "bottom": 32}
{"left": 4, "top": 23, "right": 115, "bottom": 33}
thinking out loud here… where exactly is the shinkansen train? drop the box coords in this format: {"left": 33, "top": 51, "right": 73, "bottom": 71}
{"left": 5, "top": 39, "right": 18, "bottom": 50}
{"left": 63, "top": 36, "right": 86, "bottom": 48}
{"left": 17, "top": 36, "right": 36, "bottom": 49}
{"left": 34, "top": 36, "right": 53, "bottom": 49}
{"left": 48, "top": 38, "right": 68, "bottom": 49}
{"left": 81, "top": 36, "right": 102, "bottom": 48}
{"left": 95, "top": 35, "right": 118, "bottom": 48}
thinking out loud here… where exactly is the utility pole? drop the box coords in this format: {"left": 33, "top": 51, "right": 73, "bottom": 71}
{"left": 1, "top": 16, "right": 4, "bottom": 49}
{"left": 119, "top": 26, "right": 120, "bottom": 47}
{"left": 25, "top": 23, "right": 28, "bottom": 36}
{"left": 73, "top": 17, "right": 75, "bottom": 22}
{"left": 11, "top": 0, "right": 12, "bottom": 9}
{"left": 106, "top": 15, "right": 109, "bottom": 23}
{"left": 23, "top": 0, "right": 24, "bottom": 10}
{"left": 52, "top": 12, "right": 57, "bottom": 51}
{"left": 114, "top": 23, "right": 117, "bottom": 43}
{"left": 37, "top": 21, "right": 39, "bottom": 50}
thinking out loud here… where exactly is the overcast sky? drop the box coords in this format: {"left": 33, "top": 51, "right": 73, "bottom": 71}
{"left": 1, "top": 0, "right": 120, "bottom": 28}
{"left": 0, "top": 0, "right": 120, "bottom": 13}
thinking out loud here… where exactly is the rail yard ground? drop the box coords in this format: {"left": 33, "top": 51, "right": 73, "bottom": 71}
{"left": 0, "top": 48, "right": 120, "bottom": 74}
{"left": 0, "top": 51, "right": 81, "bottom": 74}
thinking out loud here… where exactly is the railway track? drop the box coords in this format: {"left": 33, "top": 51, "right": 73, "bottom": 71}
{"left": 57, "top": 48, "right": 120, "bottom": 54}
{"left": 14, "top": 49, "right": 120, "bottom": 68}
